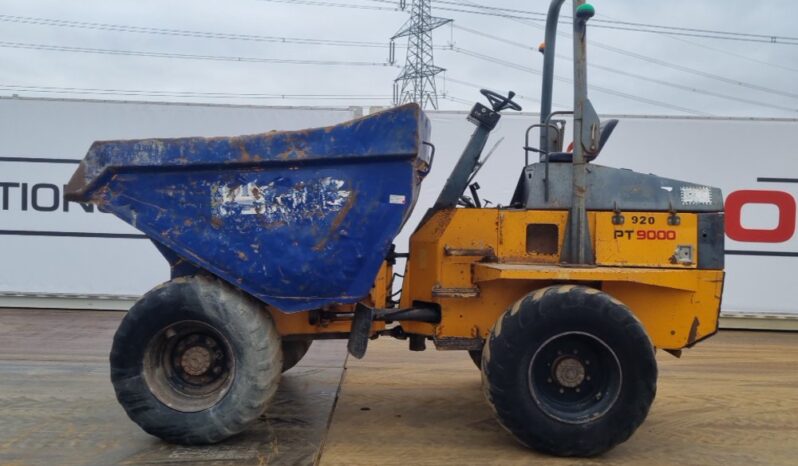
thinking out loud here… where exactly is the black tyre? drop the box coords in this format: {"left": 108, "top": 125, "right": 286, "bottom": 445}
{"left": 468, "top": 349, "right": 482, "bottom": 369}
{"left": 110, "top": 275, "right": 282, "bottom": 445}
{"left": 481, "top": 285, "right": 657, "bottom": 457}
{"left": 281, "top": 339, "right": 312, "bottom": 372}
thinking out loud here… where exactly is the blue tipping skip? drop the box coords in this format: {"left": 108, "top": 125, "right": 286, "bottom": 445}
{"left": 65, "top": 103, "right": 431, "bottom": 312}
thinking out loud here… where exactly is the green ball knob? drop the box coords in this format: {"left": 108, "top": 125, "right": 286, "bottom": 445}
{"left": 576, "top": 3, "right": 595, "bottom": 20}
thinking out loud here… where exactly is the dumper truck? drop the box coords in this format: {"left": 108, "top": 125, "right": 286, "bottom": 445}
{"left": 65, "top": 0, "right": 725, "bottom": 457}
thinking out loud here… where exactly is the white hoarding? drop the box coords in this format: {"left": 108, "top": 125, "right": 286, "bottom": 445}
{"left": 0, "top": 97, "right": 358, "bottom": 306}
{"left": 1, "top": 97, "right": 796, "bottom": 317}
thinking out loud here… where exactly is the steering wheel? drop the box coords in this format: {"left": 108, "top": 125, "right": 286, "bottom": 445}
{"left": 480, "top": 89, "right": 522, "bottom": 112}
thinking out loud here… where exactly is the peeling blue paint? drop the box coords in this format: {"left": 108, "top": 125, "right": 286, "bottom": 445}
{"left": 216, "top": 177, "right": 351, "bottom": 223}
{"left": 65, "top": 104, "right": 431, "bottom": 312}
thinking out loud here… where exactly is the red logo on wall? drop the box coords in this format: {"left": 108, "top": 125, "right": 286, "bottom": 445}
{"left": 726, "top": 190, "right": 796, "bottom": 243}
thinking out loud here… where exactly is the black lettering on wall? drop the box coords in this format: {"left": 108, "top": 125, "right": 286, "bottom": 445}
{"left": 21, "top": 182, "right": 28, "bottom": 211}
{"left": 0, "top": 182, "right": 20, "bottom": 210}
{"left": 32, "top": 183, "right": 59, "bottom": 212}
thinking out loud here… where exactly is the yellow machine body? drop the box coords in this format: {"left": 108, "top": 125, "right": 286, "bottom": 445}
{"left": 267, "top": 206, "right": 723, "bottom": 352}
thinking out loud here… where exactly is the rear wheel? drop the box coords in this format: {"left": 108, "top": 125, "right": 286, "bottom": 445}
{"left": 481, "top": 285, "right": 657, "bottom": 457}
{"left": 110, "top": 276, "right": 282, "bottom": 445}
{"left": 281, "top": 339, "right": 312, "bottom": 372}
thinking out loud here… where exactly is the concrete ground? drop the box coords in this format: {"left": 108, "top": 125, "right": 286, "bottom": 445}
{"left": 322, "top": 331, "right": 798, "bottom": 466}
{"left": 0, "top": 309, "right": 347, "bottom": 466}
{"left": 1, "top": 309, "right": 797, "bottom": 466}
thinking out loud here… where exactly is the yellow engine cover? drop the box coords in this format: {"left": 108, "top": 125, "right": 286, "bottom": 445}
{"left": 595, "top": 212, "right": 698, "bottom": 268}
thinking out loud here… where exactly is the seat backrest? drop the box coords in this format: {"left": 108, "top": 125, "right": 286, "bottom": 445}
{"left": 546, "top": 119, "right": 619, "bottom": 163}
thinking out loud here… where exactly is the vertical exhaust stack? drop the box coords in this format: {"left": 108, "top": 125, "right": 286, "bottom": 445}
{"left": 539, "top": 0, "right": 566, "bottom": 155}
{"left": 540, "top": 0, "right": 600, "bottom": 265}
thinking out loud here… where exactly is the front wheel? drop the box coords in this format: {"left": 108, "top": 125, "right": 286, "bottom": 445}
{"left": 110, "top": 276, "right": 282, "bottom": 445}
{"left": 481, "top": 285, "right": 657, "bottom": 457}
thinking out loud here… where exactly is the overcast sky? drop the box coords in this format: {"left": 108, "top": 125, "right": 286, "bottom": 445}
{"left": 0, "top": 0, "right": 797, "bottom": 117}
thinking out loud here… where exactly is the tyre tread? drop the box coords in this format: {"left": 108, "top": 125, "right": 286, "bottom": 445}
{"left": 481, "top": 285, "right": 657, "bottom": 457}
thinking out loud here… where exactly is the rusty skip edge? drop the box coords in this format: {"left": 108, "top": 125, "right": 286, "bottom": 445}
{"left": 63, "top": 103, "right": 427, "bottom": 204}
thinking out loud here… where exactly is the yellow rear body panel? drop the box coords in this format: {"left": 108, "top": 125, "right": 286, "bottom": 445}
{"left": 400, "top": 208, "right": 723, "bottom": 350}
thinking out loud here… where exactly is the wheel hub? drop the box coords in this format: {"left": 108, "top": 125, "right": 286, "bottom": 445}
{"left": 143, "top": 320, "right": 236, "bottom": 413}
{"left": 528, "top": 331, "right": 623, "bottom": 424}
{"left": 180, "top": 346, "right": 212, "bottom": 376}
{"left": 553, "top": 356, "right": 586, "bottom": 388}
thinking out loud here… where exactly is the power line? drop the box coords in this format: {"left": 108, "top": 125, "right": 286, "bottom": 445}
{"left": 589, "top": 9, "right": 798, "bottom": 75}
{"left": 590, "top": 40, "right": 798, "bottom": 101}
{"left": 452, "top": 25, "right": 798, "bottom": 114}
{"left": 640, "top": 30, "right": 798, "bottom": 75}
{"left": 445, "top": 76, "right": 545, "bottom": 106}
{"left": 275, "top": 0, "right": 798, "bottom": 102}
{"left": 449, "top": 46, "right": 710, "bottom": 116}
{"left": 375, "top": 0, "right": 798, "bottom": 78}
{"left": 449, "top": 0, "right": 798, "bottom": 102}
{"left": 440, "top": 94, "right": 473, "bottom": 106}
{"left": 258, "top": 0, "right": 399, "bottom": 11}
{"left": 0, "top": 14, "right": 389, "bottom": 48}
{"left": 254, "top": 0, "right": 798, "bottom": 102}
{"left": 0, "top": 40, "right": 393, "bottom": 67}
{"left": 0, "top": 83, "right": 393, "bottom": 100}
{"left": 424, "top": 1, "right": 798, "bottom": 45}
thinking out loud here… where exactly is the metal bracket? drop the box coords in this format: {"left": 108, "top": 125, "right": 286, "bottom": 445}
{"left": 347, "top": 303, "right": 374, "bottom": 359}
{"left": 612, "top": 202, "right": 625, "bottom": 225}
{"left": 668, "top": 203, "right": 681, "bottom": 226}
{"left": 467, "top": 103, "right": 500, "bottom": 130}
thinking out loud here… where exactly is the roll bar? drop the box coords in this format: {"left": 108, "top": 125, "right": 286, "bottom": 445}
{"left": 539, "top": 0, "right": 600, "bottom": 265}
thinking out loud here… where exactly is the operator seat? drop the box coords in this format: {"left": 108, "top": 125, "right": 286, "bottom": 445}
{"left": 547, "top": 119, "right": 618, "bottom": 162}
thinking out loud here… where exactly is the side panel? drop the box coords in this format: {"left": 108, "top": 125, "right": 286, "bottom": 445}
{"left": 402, "top": 208, "right": 724, "bottom": 350}
{"left": 595, "top": 211, "right": 698, "bottom": 268}
{"left": 604, "top": 276, "right": 724, "bottom": 348}
{"left": 100, "top": 160, "right": 416, "bottom": 312}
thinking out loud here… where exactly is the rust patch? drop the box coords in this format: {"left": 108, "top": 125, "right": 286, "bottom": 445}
{"left": 63, "top": 162, "right": 88, "bottom": 201}
{"left": 312, "top": 191, "right": 358, "bottom": 251}
{"left": 236, "top": 139, "right": 252, "bottom": 162}
{"left": 687, "top": 317, "right": 700, "bottom": 347}
{"left": 443, "top": 246, "right": 495, "bottom": 257}
{"left": 432, "top": 336, "right": 483, "bottom": 350}
{"left": 431, "top": 286, "right": 480, "bottom": 298}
